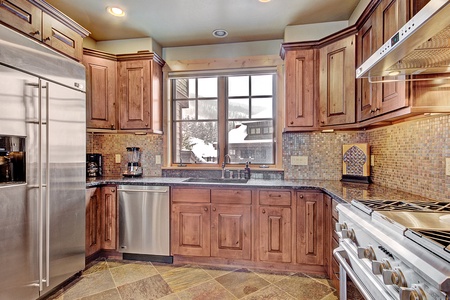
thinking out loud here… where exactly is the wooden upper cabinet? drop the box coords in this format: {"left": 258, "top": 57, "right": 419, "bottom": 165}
{"left": 117, "top": 52, "right": 164, "bottom": 132}
{"left": 377, "top": 0, "right": 408, "bottom": 116}
{"left": 42, "top": 12, "right": 83, "bottom": 61}
{"left": 296, "top": 192, "right": 324, "bottom": 266}
{"left": 83, "top": 49, "right": 117, "bottom": 129}
{"left": 0, "top": 0, "right": 88, "bottom": 61}
{"left": 0, "top": 0, "right": 42, "bottom": 39}
{"left": 285, "top": 49, "right": 317, "bottom": 130}
{"left": 319, "top": 35, "right": 356, "bottom": 126}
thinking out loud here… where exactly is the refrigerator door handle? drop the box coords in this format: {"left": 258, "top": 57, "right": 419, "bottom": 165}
{"left": 44, "top": 81, "right": 50, "bottom": 288}
{"left": 38, "top": 80, "right": 44, "bottom": 291}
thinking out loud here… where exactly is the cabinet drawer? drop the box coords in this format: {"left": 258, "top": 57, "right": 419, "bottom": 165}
{"left": 259, "top": 190, "right": 291, "bottom": 206}
{"left": 332, "top": 199, "right": 339, "bottom": 220}
{"left": 172, "top": 188, "right": 210, "bottom": 203}
{"left": 211, "top": 189, "right": 251, "bottom": 204}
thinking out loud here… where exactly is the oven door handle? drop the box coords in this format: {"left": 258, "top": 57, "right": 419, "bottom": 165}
{"left": 333, "top": 248, "right": 375, "bottom": 300}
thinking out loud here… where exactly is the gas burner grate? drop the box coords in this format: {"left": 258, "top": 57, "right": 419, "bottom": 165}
{"left": 353, "top": 199, "right": 450, "bottom": 212}
{"left": 409, "top": 201, "right": 450, "bottom": 212}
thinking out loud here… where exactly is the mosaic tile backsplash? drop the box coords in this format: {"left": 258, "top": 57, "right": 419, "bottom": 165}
{"left": 87, "top": 133, "right": 164, "bottom": 177}
{"left": 283, "top": 114, "right": 450, "bottom": 201}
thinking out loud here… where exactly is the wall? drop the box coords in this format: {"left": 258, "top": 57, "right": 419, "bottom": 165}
{"left": 87, "top": 133, "right": 164, "bottom": 177}
{"left": 283, "top": 115, "right": 450, "bottom": 201}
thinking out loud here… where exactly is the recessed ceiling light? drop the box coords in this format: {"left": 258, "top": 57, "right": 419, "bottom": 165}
{"left": 107, "top": 6, "right": 125, "bottom": 17}
{"left": 259, "top": 0, "right": 271, "bottom": 2}
{"left": 212, "top": 29, "right": 228, "bottom": 38}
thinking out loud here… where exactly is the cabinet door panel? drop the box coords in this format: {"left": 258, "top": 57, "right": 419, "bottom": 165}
{"left": 259, "top": 206, "right": 291, "bottom": 263}
{"left": 319, "top": 35, "right": 355, "bottom": 126}
{"left": 285, "top": 49, "right": 315, "bottom": 128}
{"left": 101, "top": 186, "right": 117, "bottom": 250}
{"left": 0, "top": 0, "right": 41, "bottom": 40}
{"left": 83, "top": 54, "right": 117, "bottom": 129}
{"left": 379, "top": 0, "right": 407, "bottom": 114}
{"left": 42, "top": 13, "right": 83, "bottom": 61}
{"left": 296, "top": 192, "right": 324, "bottom": 265}
{"left": 211, "top": 205, "right": 251, "bottom": 259}
{"left": 119, "top": 60, "right": 151, "bottom": 130}
{"left": 85, "top": 188, "right": 101, "bottom": 256}
{"left": 171, "top": 204, "right": 210, "bottom": 256}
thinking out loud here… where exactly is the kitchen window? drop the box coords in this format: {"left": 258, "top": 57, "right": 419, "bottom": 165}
{"left": 171, "top": 72, "right": 276, "bottom": 166}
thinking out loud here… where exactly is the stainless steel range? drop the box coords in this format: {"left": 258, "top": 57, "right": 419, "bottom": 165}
{"left": 333, "top": 199, "right": 450, "bottom": 300}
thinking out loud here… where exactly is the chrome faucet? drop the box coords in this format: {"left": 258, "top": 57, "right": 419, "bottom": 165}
{"left": 221, "top": 154, "right": 231, "bottom": 178}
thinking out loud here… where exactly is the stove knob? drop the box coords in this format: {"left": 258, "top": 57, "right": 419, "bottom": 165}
{"left": 372, "top": 259, "right": 392, "bottom": 275}
{"left": 335, "top": 222, "right": 348, "bottom": 232}
{"left": 357, "top": 246, "right": 377, "bottom": 261}
{"left": 342, "top": 228, "right": 356, "bottom": 242}
{"left": 400, "top": 285, "right": 427, "bottom": 300}
{"left": 382, "top": 268, "right": 407, "bottom": 287}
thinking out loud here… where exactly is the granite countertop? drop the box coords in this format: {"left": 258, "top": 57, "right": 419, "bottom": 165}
{"left": 86, "top": 176, "right": 438, "bottom": 204}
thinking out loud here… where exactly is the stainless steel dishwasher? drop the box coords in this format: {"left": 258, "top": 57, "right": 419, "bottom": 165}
{"left": 118, "top": 185, "right": 172, "bottom": 262}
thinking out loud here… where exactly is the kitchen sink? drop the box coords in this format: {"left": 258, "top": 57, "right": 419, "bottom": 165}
{"left": 183, "top": 178, "right": 249, "bottom": 184}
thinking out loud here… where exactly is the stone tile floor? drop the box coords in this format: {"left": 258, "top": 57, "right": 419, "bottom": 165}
{"left": 49, "top": 258, "right": 339, "bottom": 300}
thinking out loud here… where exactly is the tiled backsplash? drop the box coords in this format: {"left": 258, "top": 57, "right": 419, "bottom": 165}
{"left": 283, "top": 114, "right": 450, "bottom": 201}
{"left": 87, "top": 133, "right": 164, "bottom": 177}
{"left": 88, "top": 115, "right": 449, "bottom": 201}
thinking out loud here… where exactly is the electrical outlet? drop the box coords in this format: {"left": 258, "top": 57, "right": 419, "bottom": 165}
{"left": 155, "top": 155, "right": 161, "bottom": 165}
{"left": 446, "top": 158, "right": 450, "bottom": 176}
{"left": 370, "top": 155, "right": 375, "bottom": 167}
{"left": 115, "top": 154, "right": 121, "bottom": 164}
{"left": 291, "top": 155, "right": 308, "bottom": 166}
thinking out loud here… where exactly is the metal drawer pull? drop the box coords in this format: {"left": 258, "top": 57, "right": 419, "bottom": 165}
{"left": 269, "top": 194, "right": 281, "bottom": 197}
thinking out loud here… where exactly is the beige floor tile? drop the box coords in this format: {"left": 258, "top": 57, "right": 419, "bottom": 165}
{"left": 117, "top": 274, "right": 173, "bottom": 300}
{"left": 249, "top": 268, "right": 296, "bottom": 284}
{"left": 83, "top": 259, "right": 108, "bottom": 275}
{"left": 274, "top": 273, "right": 334, "bottom": 300}
{"left": 177, "top": 280, "right": 236, "bottom": 300}
{"left": 58, "top": 270, "right": 116, "bottom": 300}
{"left": 161, "top": 265, "right": 213, "bottom": 293}
{"left": 200, "top": 265, "right": 239, "bottom": 278}
{"left": 80, "top": 288, "right": 122, "bottom": 300}
{"left": 241, "top": 285, "right": 296, "bottom": 300}
{"left": 110, "top": 262, "right": 159, "bottom": 286}
{"left": 320, "top": 291, "right": 339, "bottom": 300}
{"left": 215, "top": 268, "right": 270, "bottom": 299}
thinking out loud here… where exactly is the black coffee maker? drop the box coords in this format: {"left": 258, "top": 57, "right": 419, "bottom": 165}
{"left": 86, "top": 153, "right": 102, "bottom": 177}
{"left": 0, "top": 136, "right": 25, "bottom": 183}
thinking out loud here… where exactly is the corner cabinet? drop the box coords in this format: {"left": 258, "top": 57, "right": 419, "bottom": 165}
{"left": 284, "top": 49, "right": 317, "bottom": 130}
{"left": 117, "top": 52, "right": 164, "bottom": 133}
{"left": 83, "top": 49, "right": 117, "bottom": 130}
{"left": 319, "top": 35, "right": 356, "bottom": 126}
{"left": 0, "top": 0, "right": 89, "bottom": 61}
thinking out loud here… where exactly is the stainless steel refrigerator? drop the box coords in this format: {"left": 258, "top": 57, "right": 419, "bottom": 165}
{"left": 0, "top": 25, "right": 86, "bottom": 299}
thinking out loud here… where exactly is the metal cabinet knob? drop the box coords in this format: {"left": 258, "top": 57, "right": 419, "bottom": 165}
{"left": 341, "top": 228, "right": 356, "bottom": 242}
{"left": 372, "top": 259, "right": 391, "bottom": 275}
{"left": 43, "top": 37, "right": 51, "bottom": 42}
{"left": 204, "top": 207, "right": 208, "bottom": 212}
{"left": 382, "top": 268, "right": 407, "bottom": 287}
{"left": 400, "top": 286, "right": 427, "bottom": 300}
{"left": 29, "top": 30, "right": 40, "bottom": 36}
{"left": 357, "top": 246, "right": 377, "bottom": 261}
{"left": 262, "top": 209, "right": 266, "bottom": 214}
{"left": 299, "top": 194, "right": 304, "bottom": 199}
{"left": 335, "top": 222, "right": 348, "bottom": 232}
{"left": 212, "top": 207, "right": 216, "bottom": 211}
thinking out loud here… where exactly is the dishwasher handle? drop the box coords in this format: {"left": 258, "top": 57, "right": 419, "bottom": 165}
{"left": 117, "top": 187, "right": 169, "bottom": 193}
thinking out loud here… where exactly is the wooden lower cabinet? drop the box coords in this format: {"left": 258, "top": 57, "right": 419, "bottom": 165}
{"left": 86, "top": 187, "right": 101, "bottom": 257}
{"left": 171, "top": 203, "right": 211, "bottom": 257}
{"left": 258, "top": 206, "right": 292, "bottom": 263}
{"left": 85, "top": 186, "right": 117, "bottom": 257}
{"left": 211, "top": 204, "right": 251, "bottom": 259}
{"left": 296, "top": 191, "right": 324, "bottom": 265}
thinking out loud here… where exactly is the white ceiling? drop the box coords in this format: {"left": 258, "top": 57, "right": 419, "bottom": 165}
{"left": 45, "top": 0, "right": 360, "bottom": 47}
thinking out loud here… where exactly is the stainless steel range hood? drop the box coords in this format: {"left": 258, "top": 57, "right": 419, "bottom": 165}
{"left": 356, "top": 0, "right": 450, "bottom": 78}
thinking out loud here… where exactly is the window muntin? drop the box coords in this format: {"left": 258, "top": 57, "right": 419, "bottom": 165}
{"left": 171, "top": 73, "right": 275, "bottom": 166}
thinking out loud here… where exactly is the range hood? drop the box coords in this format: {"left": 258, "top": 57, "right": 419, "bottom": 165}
{"left": 356, "top": 0, "right": 450, "bottom": 78}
